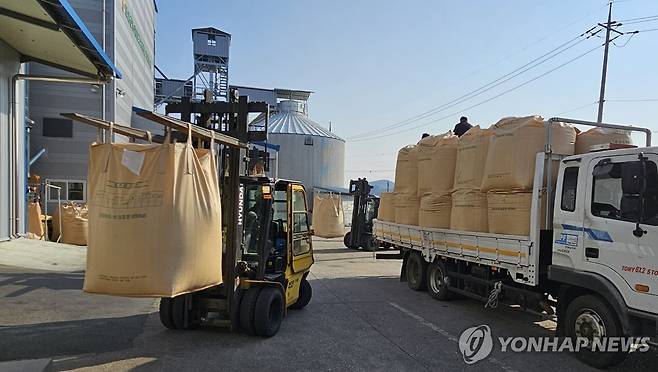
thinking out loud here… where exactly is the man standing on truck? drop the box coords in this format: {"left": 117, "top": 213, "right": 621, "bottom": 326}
{"left": 453, "top": 116, "right": 472, "bottom": 137}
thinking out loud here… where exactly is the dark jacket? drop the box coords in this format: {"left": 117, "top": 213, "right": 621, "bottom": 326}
{"left": 453, "top": 122, "right": 473, "bottom": 137}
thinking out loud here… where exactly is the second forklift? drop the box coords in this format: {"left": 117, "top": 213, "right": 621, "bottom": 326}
{"left": 343, "top": 178, "right": 380, "bottom": 250}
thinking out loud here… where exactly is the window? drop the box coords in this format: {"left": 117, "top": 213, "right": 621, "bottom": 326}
{"left": 207, "top": 34, "right": 216, "bottom": 46}
{"left": 46, "top": 180, "right": 86, "bottom": 202}
{"left": 561, "top": 167, "right": 579, "bottom": 212}
{"left": 591, "top": 160, "right": 658, "bottom": 224}
{"left": 42, "top": 118, "right": 73, "bottom": 138}
{"left": 292, "top": 189, "right": 311, "bottom": 255}
{"left": 304, "top": 136, "right": 314, "bottom": 146}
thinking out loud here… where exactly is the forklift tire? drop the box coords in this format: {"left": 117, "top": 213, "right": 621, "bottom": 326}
{"left": 254, "top": 287, "right": 285, "bottom": 337}
{"left": 344, "top": 232, "right": 353, "bottom": 249}
{"left": 427, "top": 260, "right": 452, "bottom": 301}
{"left": 171, "top": 294, "right": 196, "bottom": 330}
{"left": 564, "top": 294, "right": 628, "bottom": 369}
{"left": 240, "top": 286, "right": 262, "bottom": 336}
{"left": 289, "top": 278, "right": 312, "bottom": 310}
{"left": 406, "top": 252, "right": 427, "bottom": 291}
{"left": 159, "top": 298, "right": 177, "bottom": 330}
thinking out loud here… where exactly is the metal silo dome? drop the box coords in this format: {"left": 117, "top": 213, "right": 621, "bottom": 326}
{"left": 251, "top": 99, "right": 345, "bottom": 194}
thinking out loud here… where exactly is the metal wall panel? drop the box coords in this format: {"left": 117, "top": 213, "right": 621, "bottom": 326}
{"left": 0, "top": 40, "right": 23, "bottom": 240}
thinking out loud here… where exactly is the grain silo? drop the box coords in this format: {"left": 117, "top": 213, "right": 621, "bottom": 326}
{"left": 250, "top": 94, "right": 345, "bottom": 198}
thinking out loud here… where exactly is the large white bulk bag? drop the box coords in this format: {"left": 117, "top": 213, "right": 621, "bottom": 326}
{"left": 481, "top": 116, "right": 575, "bottom": 191}
{"left": 377, "top": 192, "right": 395, "bottom": 222}
{"left": 418, "top": 193, "right": 451, "bottom": 229}
{"left": 450, "top": 190, "right": 487, "bottom": 232}
{"left": 575, "top": 127, "right": 632, "bottom": 154}
{"left": 417, "top": 132, "right": 458, "bottom": 196}
{"left": 394, "top": 145, "right": 419, "bottom": 196}
{"left": 453, "top": 126, "right": 492, "bottom": 191}
{"left": 84, "top": 129, "right": 222, "bottom": 297}
{"left": 313, "top": 193, "right": 345, "bottom": 238}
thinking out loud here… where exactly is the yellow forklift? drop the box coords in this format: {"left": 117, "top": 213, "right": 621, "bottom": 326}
{"left": 64, "top": 89, "right": 314, "bottom": 337}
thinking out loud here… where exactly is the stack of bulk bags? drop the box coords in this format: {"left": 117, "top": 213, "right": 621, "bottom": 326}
{"left": 394, "top": 145, "right": 420, "bottom": 225}
{"left": 575, "top": 127, "right": 632, "bottom": 154}
{"left": 419, "top": 194, "right": 451, "bottom": 228}
{"left": 313, "top": 193, "right": 345, "bottom": 238}
{"left": 450, "top": 126, "right": 492, "bottom": 232}
{"left": 84, "top": 127, "right": 222, "bottom": 297}
{"left": 377, "top": 192, "right": 395, "bottom": 222}
{"left": 482, "top": 116, "right": 576, "bottom": 236}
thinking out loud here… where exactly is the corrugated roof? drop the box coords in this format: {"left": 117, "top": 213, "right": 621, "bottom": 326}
{"left": 251, "top": 100, "right": 344, "bottom": 141}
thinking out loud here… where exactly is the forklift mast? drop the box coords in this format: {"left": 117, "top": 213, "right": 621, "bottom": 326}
{"left": 344, "top": 178, "right": 380, "bottom": 250}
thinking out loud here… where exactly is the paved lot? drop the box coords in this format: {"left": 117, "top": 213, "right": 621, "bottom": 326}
{"left": 0, "top": 238, "right": 656, "bottom": 371}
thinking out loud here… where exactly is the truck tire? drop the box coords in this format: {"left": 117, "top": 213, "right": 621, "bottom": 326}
{"left": 159, "top": 298, "right": 176, "bottom": 330}
{"left": 406, "top": 252, "right": 427, "bottom": 291}
{"left": 427, "top": 260, "right": 452, "bottom": 300}
{"left": 289, "top": 278, "right": 312, "bottom": 310}
{"left": 564, "top": 294, "right": 628, "bottom": 368}
{"left": 254, "top": 287, "right": 285, "bottom": 337}
{"left": 344, "top": 232, "right": 353, "bottom": 249}
{"left": 240, "top": 286, "right": 262, "bottom": 336}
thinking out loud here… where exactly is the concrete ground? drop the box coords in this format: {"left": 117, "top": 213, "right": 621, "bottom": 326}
{"left": 0, "top": 237, "right": 656, "bottom": 371}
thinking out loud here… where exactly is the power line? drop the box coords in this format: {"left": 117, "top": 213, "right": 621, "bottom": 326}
{"left": 348, "top": 28, "right": 596, "bottom": 140}
{"left": 349, "top": 44, "right": 604, "bottom": 142}
{"left": 606, "top": 98, "right": 658, "bottom": 102}
{"left": 618, "top": 15, "right": 658, "bottom": 23}
{"left": 555, "top": 101, "right": 598, "bottom": 116}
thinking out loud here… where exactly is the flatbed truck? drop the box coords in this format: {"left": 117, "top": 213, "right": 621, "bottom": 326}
{"left": 374, "top": 117, "right": 657, "bottom": 368}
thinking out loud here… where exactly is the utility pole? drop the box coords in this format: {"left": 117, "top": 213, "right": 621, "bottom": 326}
{"left": 597, "top": 2, "right": 614, "bottom": 123}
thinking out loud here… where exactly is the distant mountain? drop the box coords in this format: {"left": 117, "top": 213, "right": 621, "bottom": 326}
{"left": 369, "top": 179, "right": 394, "bottom": 196}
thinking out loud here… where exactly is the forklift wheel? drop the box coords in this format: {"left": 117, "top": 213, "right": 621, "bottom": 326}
{"left": 289, "top": 278, "right": 312, "bottom": 310}
{"left": 343, "top": 232, "right": 353, "bottom": 249}
{"left": 239, "top": 287, "right": 261, "bottom": 336}
{"left": 254, "top": 287, "right": 284, "bottom": 337}
{"left": 159, "top": 298, "right": 176, "bottom": 330}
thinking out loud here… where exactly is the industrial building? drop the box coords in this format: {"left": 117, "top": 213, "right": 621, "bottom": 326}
{"left": 0, "top": 0, "right": 121, "bottom": 241}
{"left": 28, "top": 0, "right": 156, "bottom": 208}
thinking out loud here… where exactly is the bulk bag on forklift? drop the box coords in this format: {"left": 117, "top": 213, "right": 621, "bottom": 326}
{"left": 418, "top": 193, "right": 451, "bottom": 228}
{"left": 377, "top": 192, "right": 395, "bottom": 222}
{"left": 417, "top": 132, "right": 458, "bottom": 196}
{"left": 453, "top": 126, "right": 492, "bottom": 190}
{"left": 575, "top": 127, "right": 632, "bottom": 154}
{"left": 481, "top": 116, "right": 575, "bottom": 191}
{"left": 394, "top": 145, "right": 419, "bottom": 195}
{"left": 394, "top": 193, "right": 420, "bottom": 225}
{"left": 312, "top": 193, "right": 345, "bottom": 238}
{"left": 450, "top": 190, "right": 487, "bottom": 232}
{"left": 84, "top": 129, "right": 222, "bottom": 297}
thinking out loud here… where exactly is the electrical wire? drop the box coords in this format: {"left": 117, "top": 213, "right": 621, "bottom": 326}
{"left": 347, "top": 29, "right": 596, "bottom": 140}
{"left": 618, "top": 15, "right": 658, "bottom": 23}
{"left": 349, "top": 43, "right": 604, "bottom": 142}
{"left": 555, "top": 101, "right": 598, "bottom": 115}
{"left": 606, "top": 98, "right": 658, "bottom": 102}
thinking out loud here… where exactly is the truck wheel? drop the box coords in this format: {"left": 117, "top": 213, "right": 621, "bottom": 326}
{"left": 406, "top": 252, "right": 427, "bottom": 291}
{"left": 564, "top": 294, "right": 628, "bottom": 368}
{"left": 289, "top": 278, "right": 312, "bottom": 310}
{"left": 159, "top": 298, "right": 176, "bottom": 329}
{"left": 344, "top": 232, "right": 353, "bottom": 249}
{"left": 427, "top": 260, "right": 452, "bottom": 300}
{"left": 254, "top": 287, "right": 285, "bottom": 337}
{"left": 240, "top": 286, "right": 262, "bottom": 336}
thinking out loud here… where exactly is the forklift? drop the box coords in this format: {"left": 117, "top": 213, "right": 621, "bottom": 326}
{"left": 343, "top": 178, "right": 380, "bottom": 250}
{"left": 64, "top": 89, "right": 314, "bottom": 337}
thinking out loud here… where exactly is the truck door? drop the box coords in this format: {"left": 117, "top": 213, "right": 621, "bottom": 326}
{"left": 289, "top": 185, "right": 313, "bottom": 273}
{"left": 583, "top": 153, "right": 658, "bottom": 312}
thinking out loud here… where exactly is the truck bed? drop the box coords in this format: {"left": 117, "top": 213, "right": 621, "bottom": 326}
{"left": 373, "top": 220, "right": 540, "bottom": 286}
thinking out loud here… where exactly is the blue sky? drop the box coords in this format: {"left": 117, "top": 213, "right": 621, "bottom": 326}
{"left": 156, "top": 0, "right": 658, "bottom": 182}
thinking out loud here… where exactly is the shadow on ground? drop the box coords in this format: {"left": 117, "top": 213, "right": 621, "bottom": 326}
{"left": 0, "top": 271, "right": 84, "bottom": 297}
